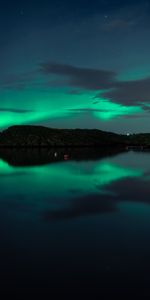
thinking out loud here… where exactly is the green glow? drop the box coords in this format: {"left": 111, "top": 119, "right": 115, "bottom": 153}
{"left": 0, "top": 88, "right": 95, "bottom": 127}
{"left": 92, "top": 98, "right": 141, "bottom": 120}
{"left": 0, "top": 156, "right": 142, "bottom": 211}
{"left": 0, "top": 87, "right": 143, "bottom": 128}
{"left": 94, "top": 162, "right": 141, "bottom": 185}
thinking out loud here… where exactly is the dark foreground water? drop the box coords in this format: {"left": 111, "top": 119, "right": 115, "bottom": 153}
{"left": 0, "top": 148, "right": 150, "bottom": 292}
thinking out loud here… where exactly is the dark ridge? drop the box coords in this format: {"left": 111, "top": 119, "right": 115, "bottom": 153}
{"left": 0, "top": 125, "right": 128, "bottom": 147}
{"left": 0, "top": 125, "right": 149, "bottom": 147}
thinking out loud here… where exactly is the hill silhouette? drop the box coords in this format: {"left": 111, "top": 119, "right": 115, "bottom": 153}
{"left": 0, "top": 125, "right": 149, "bottom": 147}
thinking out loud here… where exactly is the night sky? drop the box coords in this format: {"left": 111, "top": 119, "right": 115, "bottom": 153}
{"left": 1, "top": 0, "right": 150, "bottom": 133}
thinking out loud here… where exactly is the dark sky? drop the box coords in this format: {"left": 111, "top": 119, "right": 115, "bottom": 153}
{"left": 1, "top": 0, "right": 150, "bottom": 133}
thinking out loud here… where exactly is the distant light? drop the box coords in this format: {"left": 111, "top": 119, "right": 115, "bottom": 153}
{"left": 54, "top": 152, "right": 58, "bottom": 157}
{"left": 64, "top": 154, "right": 69, "bottom": 160}
{"left": 127, "top": 133, "right": 130, "bottom": 136}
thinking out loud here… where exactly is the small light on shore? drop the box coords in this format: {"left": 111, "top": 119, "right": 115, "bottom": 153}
{"left": 127, "top": 133, "right": 130, "bottom": 136}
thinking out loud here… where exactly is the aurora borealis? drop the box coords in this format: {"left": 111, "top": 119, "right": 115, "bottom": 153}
{"left": 1, "top": 0, "right": 150, "bottom": 133}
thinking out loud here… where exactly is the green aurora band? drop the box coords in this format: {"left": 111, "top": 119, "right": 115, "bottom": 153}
{"left": 0, "top": 88, "right": 142, "bottom": 128}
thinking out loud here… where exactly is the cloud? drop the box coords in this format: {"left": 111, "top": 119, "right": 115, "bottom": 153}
{"left": 122, "top": 113, "right": 150, "bottom": 119}
{"left": 102, "top": 77, "right": 150, "bottom": 107}
{"left": 43, "top": 194, "right": 116, "bottom": 220}
{"left": 42, "top": 175, "right": 150, "bottom": 221}
{"left": 2, "top": 62, "right": 150, "bottom": 114}
{"left": 100, "top": 1, "right": 149, "bottom": 32}
{"left": 40, "top": 62, "right": 150, "bottom": 110}
{"left": 107, "top": 177, "right": 150, "bottom": 205}
{"left": 101, "top": 19, "right": 136, "bottom": 31}
{"left": 40, "top": 62, "right": 116, "bottom": 90}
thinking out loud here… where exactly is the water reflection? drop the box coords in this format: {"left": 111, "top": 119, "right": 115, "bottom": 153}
{"left": 0, "top": 149, "right": 150, "bottom": 290}
{"left": 0, "top": 149, "right": 149, "bottom": 220}
{"left": 0, "top": 147, "right": 125, "bottom": 166}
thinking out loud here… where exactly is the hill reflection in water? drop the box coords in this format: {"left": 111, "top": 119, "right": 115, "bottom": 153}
{"left": 0, "top": 147, "right": 126, "bottom": 167}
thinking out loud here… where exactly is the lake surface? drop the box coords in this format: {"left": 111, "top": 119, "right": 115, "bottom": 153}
{"left": 0, "top": 149, "right": 150, "bottom": 291}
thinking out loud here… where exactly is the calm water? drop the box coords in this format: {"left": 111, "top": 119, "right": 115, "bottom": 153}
{"left": 0, "top": 149, "right": 150, "bottom": 291}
